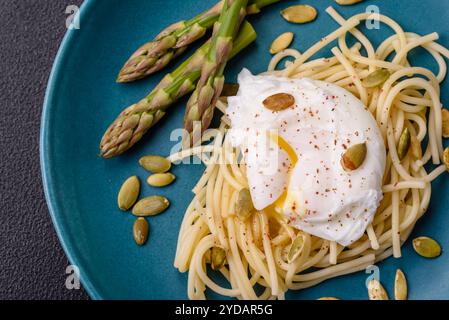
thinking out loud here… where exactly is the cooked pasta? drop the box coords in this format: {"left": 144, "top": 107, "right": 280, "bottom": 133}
{"left": 173, "top": 7, "right": 448, "bottom": 300}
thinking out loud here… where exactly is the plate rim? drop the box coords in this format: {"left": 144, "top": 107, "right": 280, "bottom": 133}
{"left": 40, "top": 0, "right": 101, "bottom": 300}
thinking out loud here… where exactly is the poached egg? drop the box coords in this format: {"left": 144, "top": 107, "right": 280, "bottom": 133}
{"left": 227, "top": 69, "right": 386, "bottom": 246}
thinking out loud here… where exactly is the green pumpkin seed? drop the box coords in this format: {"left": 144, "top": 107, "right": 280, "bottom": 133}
{"left": 281, "top": 5, "right": 317, "bottom": 24}
{"left": 341, "top": 142, "right": 367, "bottom": 171}
{"left": 139, "top": 155, "right": 171, "bottom": 173}
{"left": 211, "top": 247, "right": 226, "bottom": 271}
{"left": 147, "top": 173, "right": 176, "bottom": 187}
{"left": 335, "top": 0, "right": 363, "bottom": 5}
{"left": 270, "top": 32, "right": 294, "bottom": 54}
{"left": 410, "top": 132, "right": 422, "bottom": 159}
{"left": 362, "top": 69, "right": 390, "bottom": 88}
{"left": 235, "top": 188, "right": 254, "bottom": 221}
{"left": 117, "top": 176, "right": 140, "bottom": 211}
{"left": 397, "top": 128, "right": 411, "bottom": 161}
{"left": 368, "top": 279, "right": 389, "bottom": 300}
{"left": 444, "top": 147, "right": 449, "bottom": 170}
{"left": 442, "top": 109, "right": 449, "bottom": 138}
{"left": 132, "top": 196, "right": 170, "bottom": 217}
{"left": 287, "top": 235, "right": 305, "bottom": 263}
{"left": 394, "top": 269, "right": 407, "bottom": 300}
{"left": 204, "top": 249, "right": 212, "bottom": 264}
{"left": 133, "top": 218, "right": 149, "bottom": 246}
{"left": 412, "top": 236, "right": 441, "bottom": 258}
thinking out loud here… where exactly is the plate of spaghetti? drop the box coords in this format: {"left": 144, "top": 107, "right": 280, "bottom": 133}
{"left": 41, "top": 0, "right": 449, "bottom": 299}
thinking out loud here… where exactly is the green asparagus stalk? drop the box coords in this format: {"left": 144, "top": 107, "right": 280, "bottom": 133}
{"left": 117, "top": 0, "right": 280, "bottom": 83}
{"left": 100, "top": 22, "right": 256, "bottom": 158}
{"left": 183, "top": 0, "right": 248, "bottom": 147}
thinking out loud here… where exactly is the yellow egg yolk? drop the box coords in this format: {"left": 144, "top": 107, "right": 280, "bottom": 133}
{"left": 269, "top": 132, "right": 298, "bottom": 213}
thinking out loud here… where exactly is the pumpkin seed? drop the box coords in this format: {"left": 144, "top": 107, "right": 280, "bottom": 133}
{"left": 444, "top": 147, "right": 449, "bottom": 170}
{"left": 133, "top": 218, "right": 149, "bottom": 246}
{"left": 362, "top": 69, "right": 390, "bottom": 88}
{"left": 235, "top": 188, "right": 254, "bottom": 221}
{"left": 211, "top": 247, "right": 226, "bottom": 271}
{"left": 204, "top": 249, "right": 212, "bottom": 264}
{"left": 394, "top": 269, "right": 407, "bottom": 300}
{"left": 335, "top": 0, "right": 363, "bottom": 5}
{"left": 117, "top": 176, "right": 140, "bottom": 211}
{"left": 281, "top": 5, "right": 317, "bottom": 24}
{"left": 270, "top": 32, "right": 294, "bottom": 54}
{"left": 139, "top": 155, "right": 171, "bottom": 173}
{"left": 147, "top": 173, "right": 176, "bottom": 187}
{"left": 410, "top": 131, "right": 422, "bottom": 159}
{"left": 263, "top": 93, "right": 296, "bottom": 111}
{"left": 367, "top": 279, "right": 389, "bottom": 300}
{"left": 132, "top": 196, "right": 170, "bottom": 217}
{"left": 287, "top": 235, "right": 305, "bottom": 263}
{"left": 318, "top": 297, "right": 339, "bottom": 300}
{"left": 341, "top": 142, "right": 367, "bottom": 171}
{"left": 397, "top": 128, "right": 411, "bottom": 161}
{"left": 268, "top": 218, "right": 282, "bottom": 238}
{"left": 412, "top": 236, "right": 441, "bottom": 258}
{"left": 221, "top": 83, "right": 240, "bottom": 97}
{"left": 442, "top": 109, "right": 449, "bottom": 138}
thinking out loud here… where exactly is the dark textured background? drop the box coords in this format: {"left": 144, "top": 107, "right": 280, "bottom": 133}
{"left": 0, "top": 0, "right": 89, "bottom": 299}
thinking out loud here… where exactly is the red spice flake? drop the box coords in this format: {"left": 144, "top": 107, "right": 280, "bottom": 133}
{"left": 342, "top": 144, "right": 348, "bottom": 150}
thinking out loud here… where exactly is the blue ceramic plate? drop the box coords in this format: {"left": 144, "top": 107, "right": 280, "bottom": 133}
{"left": 41, "top": 0, "right": 449, "bottom": 299}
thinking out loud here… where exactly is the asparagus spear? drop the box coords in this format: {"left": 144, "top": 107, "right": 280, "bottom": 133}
{"left": 100, "top": 22, "right": 256, "bottom": 158}
{"left": 117, "top": 0, "right": 280, "bottom": 83}
{"left": 183, "top": 0, "right": 248, "bottom": 147}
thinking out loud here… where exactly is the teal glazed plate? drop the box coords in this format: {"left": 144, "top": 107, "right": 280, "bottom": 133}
{"left": 41, "top": 0, "right": 449, "bottom": 299}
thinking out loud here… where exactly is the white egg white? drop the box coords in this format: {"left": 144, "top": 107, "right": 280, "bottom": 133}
{"left": 227, "top": 69, "right": 386, "bottom": 246}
